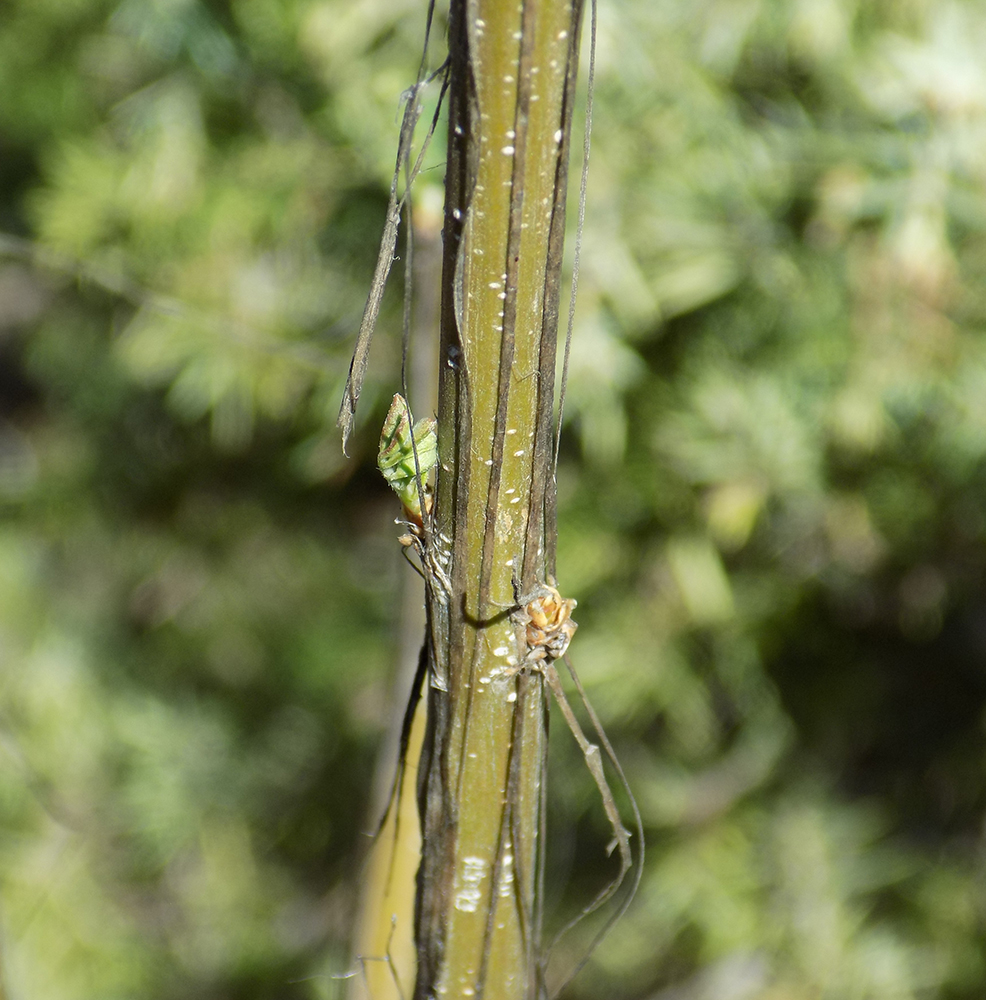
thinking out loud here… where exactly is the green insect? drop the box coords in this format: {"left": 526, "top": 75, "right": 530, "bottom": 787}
{"left": 378, "top": 393, "right": 438, "bottom": 525}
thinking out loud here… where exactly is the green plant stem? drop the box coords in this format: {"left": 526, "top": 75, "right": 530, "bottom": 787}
{"left": 415, "top": 0, "right": 585, "bottom": 997}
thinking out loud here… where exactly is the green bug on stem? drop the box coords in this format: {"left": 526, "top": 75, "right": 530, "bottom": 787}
{"left": 378, "top": 393, "right": 438, "bottom": 527}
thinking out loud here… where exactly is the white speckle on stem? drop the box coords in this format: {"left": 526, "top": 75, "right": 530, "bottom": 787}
{"left": 455, "top": 857, "right": 489, "bottom": 913}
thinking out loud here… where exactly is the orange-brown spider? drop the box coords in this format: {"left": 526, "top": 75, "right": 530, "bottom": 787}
{"left": 506, "top": 580, "right": 577, "bottom": 670}
{"left": 522, "top": 583, "right": 578, "bottom": 663}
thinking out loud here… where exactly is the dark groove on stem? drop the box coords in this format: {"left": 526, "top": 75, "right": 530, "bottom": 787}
{"left": 477, "top": 0, "right": 537, "bottom": 614}
{"left": 528, "top": 0, "right": 584, "bottom": 583}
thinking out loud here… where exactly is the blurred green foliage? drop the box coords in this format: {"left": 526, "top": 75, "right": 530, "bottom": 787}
{"left": 1, "top": 0, "right": 985, "bottom": 997}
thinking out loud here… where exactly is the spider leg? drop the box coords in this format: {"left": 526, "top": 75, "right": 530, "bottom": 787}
{"left": 539, "top": 654, "right": 643, "bottom": 999}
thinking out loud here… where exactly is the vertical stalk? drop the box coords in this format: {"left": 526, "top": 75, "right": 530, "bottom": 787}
{"left": 415, "top": 0, "right": 585, "bottom": 997}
